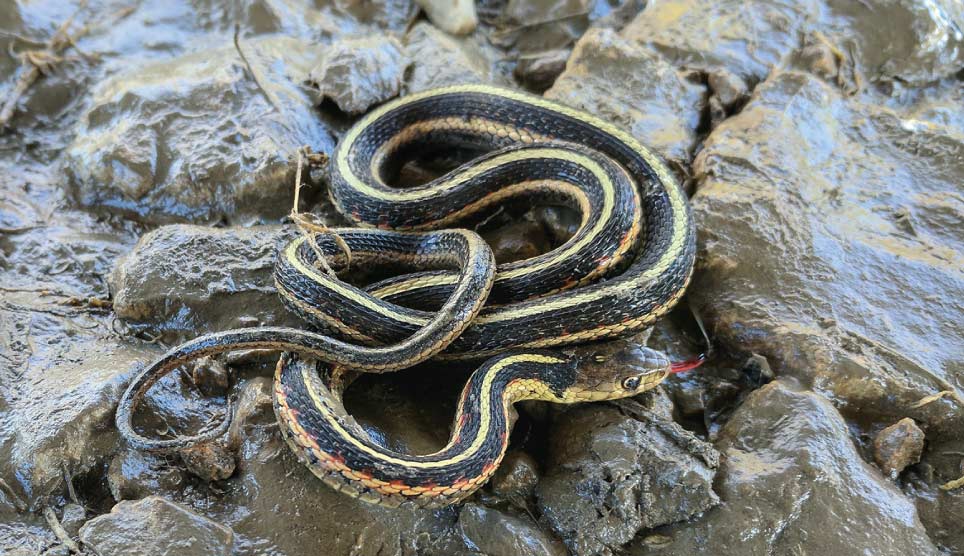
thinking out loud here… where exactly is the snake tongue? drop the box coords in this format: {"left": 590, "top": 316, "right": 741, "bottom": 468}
{"left": 670, "top": 354, "right": 706, "bottom": 374}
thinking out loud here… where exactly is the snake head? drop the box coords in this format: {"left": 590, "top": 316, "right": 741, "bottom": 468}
{"left": 562, "top": 340, "right": 671, "bottom": 403}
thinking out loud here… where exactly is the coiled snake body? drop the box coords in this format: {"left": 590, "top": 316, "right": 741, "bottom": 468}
{"left": 116, "top": 84, "right": 696, "bottom": 508}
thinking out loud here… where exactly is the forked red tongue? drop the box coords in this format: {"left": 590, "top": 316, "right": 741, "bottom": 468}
{"left": 670, "top": 353, "right": 706, "bottom": 374}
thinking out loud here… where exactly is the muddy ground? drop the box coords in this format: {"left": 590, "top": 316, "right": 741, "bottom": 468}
{"left": 0, "top": 0, "right": 962, "bottom": 555}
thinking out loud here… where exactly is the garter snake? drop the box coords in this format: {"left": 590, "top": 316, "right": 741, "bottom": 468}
{"left": 115, "top": 84, "right": 697, "bottom": 508}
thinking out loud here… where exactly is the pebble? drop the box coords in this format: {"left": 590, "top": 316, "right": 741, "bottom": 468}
{"left": 458, "top": 503, "right": 567, "bottom": 556}
{"left": 874, "top": 417, "right": 926, "bottom": 477}
{"left": 416, "top": 0, "right": 478, "bottom": 35}
{"left": 79, "top": 496, "right": 234, "bottom": 556}
{"left": 180, "top": 442, "right": 236, "bottom": 482}
{"left": 489, "top": 450, "right": 540, "bottom": 503}
{"left": 308, "top": 36, "right": 408, "bottom": 114}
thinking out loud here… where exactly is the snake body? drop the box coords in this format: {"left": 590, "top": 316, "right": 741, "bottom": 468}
{"left": 115, "top": 84, "right": 696, "bottom": 508}
{"left": 279, "top": 85, "right": 695, "bottom": 356}
{"left": 276, "top": 345, "right": 670, "bottom": 508}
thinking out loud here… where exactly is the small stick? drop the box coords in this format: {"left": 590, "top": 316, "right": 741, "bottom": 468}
{"left": 233, "top": 24, "right": 282, "bottom": 115}
{"left": 62, "top": 463, "right": 80, "bottom": 505}
{"left": 43, "top": 506, "right": 81, "bottom": 554}
{"left": 0, "top": 476, "right": 27, "bottom": 512}
{"left": 0, "top": 0, "right": 89, "bottom": 128}
{"left": 940, "top": 473, "right": 964, "bottom": 491}
{"left": 910, "top": 390, "right": 954, "bottom": 409}
{"left": 291, "top": 145, "right": 306, "bottom": 214}
{"left": 288, "top": 146, "right": 350, "bottom": 276}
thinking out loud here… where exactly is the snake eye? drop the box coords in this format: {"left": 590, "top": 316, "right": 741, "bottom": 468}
{"left": 622, "top": 376, "right": 641, "bottom": 391}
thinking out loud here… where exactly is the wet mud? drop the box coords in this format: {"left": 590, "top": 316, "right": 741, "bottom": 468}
{"left": 1, "top": 0, "right": 962, "bottom": 554}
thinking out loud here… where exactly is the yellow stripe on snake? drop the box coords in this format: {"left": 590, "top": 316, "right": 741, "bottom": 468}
{"left": 116, "top": 84, "right": 696, "bottom": 508}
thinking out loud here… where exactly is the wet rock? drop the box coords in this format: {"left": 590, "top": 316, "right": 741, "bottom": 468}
{"left": 488, "top": 0, "right": 589, "bottom": 52}
{"left": 546, "top": 27, "right": 706, "bottom": 171}
{"left": 706, "top": 95, "right": 726, "bottom": 129}
{"left": 895, "top": 77, "right": 964, "bottom": 132}
{"left": 689, "top": 70, "right": 964, "bottom": 438}
{"left": 489, "top": 450, "right": 540, "bottom": 502}
{"left": 486, "top": 0, "right": 644, "bottom": 53}
{"left": 514, "top": 49, "right": 571, "bottom": 92}
{"left": 343, "top": 368, "right": 464, "bottom": 457}
{"left": 651, "top": 343, "right": 760, "bottom": 440}
{"left": 0, "top": 164, "right": 168, "bottom": 507}
{"left": 822, "top": 0, "right": 964, "bottom": 85}
{"left": 180, "top": 442, "right": 236, "bottom": 482}
{"left": 591, "top": 0, "right": 649, "bottom": 29}
{"left": 0, "top": 164, "right": 135, "bottom": 298}
{"left": 417, "top": 0, "right": 478, "bottom": 35}
{"left": 112, "top": 366, "right": 472, "bottom": 554}
{"left": 309, "top": 36, "right": 408, "bottom": 114}
{"left": 0, "top": 327, "right": 159, "bottom": 506}
{"left": 459, "top": 503, "right": 567, "bottom": 556}
{"left": 741, "top": 353, "right": 775, "bottom": 386}
{"left": 0, "top": 0, "right": 408, "bottom": 88}
{"left": 706, "top": 68, "right": 748, "bottom": 110}
{"left": 329, "top": 0, "right": 420, "bottom": 33}
{"left": 797, "top": 33, "right": 851, "bottom": 88}
{"left": 110, "top": 224, "right": 300, "bottom": 342}
{"left": 0, "top": 516, "right": 56, "bottom": 556}
{"left": 908, "top": 439, "right": 964, "bottom": 553}
{"left": 0, "top": 3, "right": 104, "bottom": 134}
{"left": 65, "top": 36, "right": 335, "bottom": 225}
{"left": 403, "top": 22, "right": 509, "bottom": 93}
{"left": 631, "top": 381, "right": 940, "bottom": 555}
{"left": 482, "top": 219, "right": 552, "bottom": 264}
{"left": 623, "top": 0, "right": 964, "bottom": 87}
{"left": 918, "top": 492, "right": 964, "bottom": 554}
{"left": 80, "top": 496, "right": 234, "bottom": 556}
{"left": 190, "top": 356, "right": 231, "bottom": 397}
{"left": 227, "top": 377, "right": 275, "bottom": 450}
{"left": 875, "top": 417, "right": 926, "bottom": 476}
{"left": 177, "top": 415, "right": 471, "bottom": 555}
{"left": 42, "top": 546, "right": 70, "bottom": 556}
{"left": 537, "top": 402, "right": 719, "bottom": 555}
{"left": 108, "top": 449, "right": 187, "bottom": 502}
{"left": 59, "top": 503, "right": 87, "bottom": 537}
{"left": 532, "top": 205, "right": 580, "bottom": 245}
{"left": 623, "top": 0, "right": 813, "bottom": 84}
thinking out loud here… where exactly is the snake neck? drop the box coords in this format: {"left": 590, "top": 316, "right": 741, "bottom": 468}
{"left": 443, "top": 353, "right": 574, "bottom": 454}
{"left": 275, "top": 353, "right": 572, "bottom": 506}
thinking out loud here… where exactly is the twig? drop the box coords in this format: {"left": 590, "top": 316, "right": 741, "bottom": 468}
{"left": 940, "top": 473, "right": 964, "bottom": 491}
{"left": 910, "top": 390, "right": 955, "bottom": 409}
{"left": 232, "top": 23, "right": 283, "bottom": 115}
{"left": 63, "top": 296, "right": 113, "bottom": 310}
{"left": 62, "top": 463, "right": 80, "bottom": 506}
{"left": 291, "top": 144, "right": 307, "bottom": 213}
{"left": 0, "top": 476, "right": 27, "bottom": 512}
{"left": 288, "top": 146, "right": 349, "bottom": 276}
{"left": 43, "top": 506, "right": 81, "bottom": 554}
{"left": 0, "top": 30, "right": 46, "bottom": 47}
{"left": 0, "top": 0, "right": 89, "bottom": 128}
{"left": 0, "top": 224, "right": 41, "bottom": 234}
